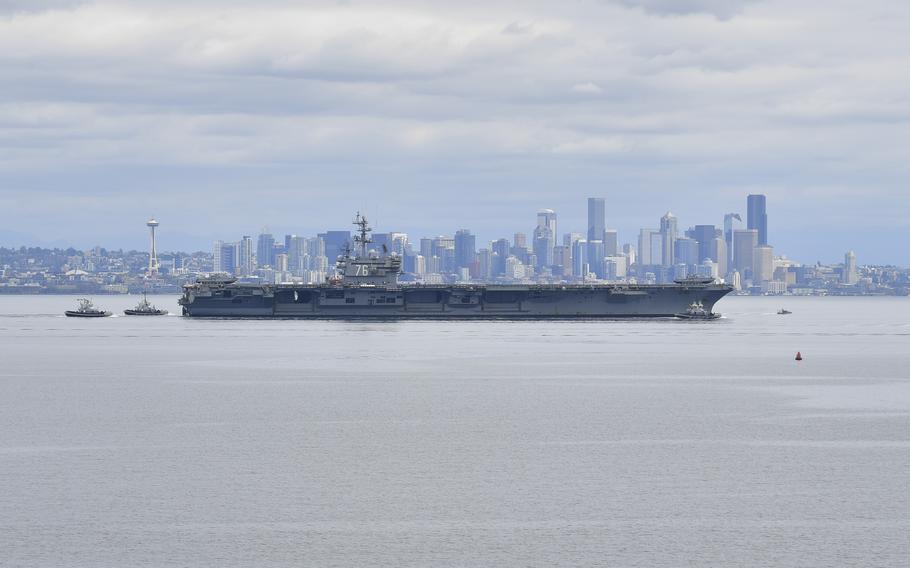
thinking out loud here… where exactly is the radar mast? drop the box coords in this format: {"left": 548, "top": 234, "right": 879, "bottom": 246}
{"left": 353, "top": 212, "right": 372, "bottom": 258}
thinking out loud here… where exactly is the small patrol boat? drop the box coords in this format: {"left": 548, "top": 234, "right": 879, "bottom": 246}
{"left": 65, "top": 298, "right": 112, "bottom": 318}
{"left": 675, "top": 301, "right": 720, "bottom": 320}
{"left": 124, "top": 293, "right": 168, "bottom": 316}
{"left": 777, "top": 308, "right": 792, "bottom": 315}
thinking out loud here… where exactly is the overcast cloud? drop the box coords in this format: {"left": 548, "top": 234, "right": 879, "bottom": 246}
{"left": 1, "top": 0, "right": 908, "bottom": 263}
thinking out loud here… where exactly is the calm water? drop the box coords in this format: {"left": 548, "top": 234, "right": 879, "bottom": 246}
{"left": 1, "top": 295, "right": 909, "bottom": 567}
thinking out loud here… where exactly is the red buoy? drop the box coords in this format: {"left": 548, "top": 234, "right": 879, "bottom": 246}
{"left": 795, "top": 351, "right": 803, "bottom": 361}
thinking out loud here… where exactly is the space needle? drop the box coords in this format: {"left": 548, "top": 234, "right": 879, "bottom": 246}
{"left": 147, "top": 217, "right": 160, "bottom": 276}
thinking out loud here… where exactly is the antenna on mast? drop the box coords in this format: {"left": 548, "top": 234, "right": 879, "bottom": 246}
{"left": 353, "top": 211, "right": 372, "bottom": 258}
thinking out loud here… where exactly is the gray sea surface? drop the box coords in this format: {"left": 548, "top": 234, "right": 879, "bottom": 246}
{"left": 1, "top": 294, "right": 909, "bottom": 567}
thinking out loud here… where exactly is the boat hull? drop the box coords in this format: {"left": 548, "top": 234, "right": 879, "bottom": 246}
{"left": 179, "top": 283, "right": 733, "bottom": 319}
{"left": 123, "top": 310, "right": 168, "bottom": 316}
{"left": 65, "top": 311, "right": 112, "bottom": 318}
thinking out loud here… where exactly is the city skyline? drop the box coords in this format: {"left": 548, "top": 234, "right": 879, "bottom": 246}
{"left": 2, "top": 1, "right": 909, "bottom": 264}
{"left": 0, "top": 193, "right": 890, "bottom": 268}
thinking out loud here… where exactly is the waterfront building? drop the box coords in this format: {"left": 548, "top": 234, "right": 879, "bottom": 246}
{"left": 761, "top": 280, "right": 787, "bottom": 294}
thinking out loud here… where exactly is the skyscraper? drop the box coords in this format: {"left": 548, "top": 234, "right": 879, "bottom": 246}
{"left": 659, "top": 212, "right": 677, "bottom": 267}
{"left": 603, "top": 230, "right": 618, "bottom": 257}
{"left": 710, "top": 237, "right": 728, "bottom": 277}
{"left": 674, "top": 237, "right": 699, "bottom": 268}
{"left": 454, "top": 229, "right": 476, "bottom": 270}
{"left": 419, "top": 237, "right": 433, "bottom": 262}
{"left": 318, "top": 230, "right": 352, "bottom": 265}
{"left": 723, "top": 213, "right": 741, "bottom": 271}
{"left": 747, "top": 194, "right": 768, "bottom": 245}
{"left": 588, "top": 239, "right": 605, "bottom": 277}
{"left": 477, "top": 248, "right": 493, "bottom": 280}
{"left": 753, "top": 245, "right": 774, "bottom": 283}
{"left": 693, "top": 225, "right": 719, "bottom": 263}
{"left": 239, "top": 236, "right": 255, "bottom": 275}
{"left": 638, "top": 228, "right": 659, "bottom": 266}
{"left": 491, "top": 238, "right": 510, "bottom": 276}
{"left": 389, "top": 233, "right": 409, "bottom": 255}
{"left": 650, "top": 232, "right": 663, "bottom": 268}
{"left": 587, "top": 198, "right": 605, "bottom": 242}
{"left": 534, "top": 209, "right": 557, "bottom": 268}
{"left": 843, "top": 251, "right": 858, "bottom": 284}
{"left": 288, "top": 236, "right": 306, "bottom": 273}
{"left": 432, "top": 236, "right": 455, "bottom": 273}
{"left": 257, "top": 232, "right": 275, "bottom": 268}
{"left": 571, "top": 239, "right": 588, "bottom": 278}
{"left": 733, "top": 229, "right": 758, "bottom": 277}
{"left": 213, "top": 240, "right": 236, "bottom": 274}
{"left": 538, "top": 209, "right": 557, "bottom": 236}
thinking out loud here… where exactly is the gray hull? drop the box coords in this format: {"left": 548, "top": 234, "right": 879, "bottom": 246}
{"left": 179, "top": 283, "right": 732, "bottom": 318}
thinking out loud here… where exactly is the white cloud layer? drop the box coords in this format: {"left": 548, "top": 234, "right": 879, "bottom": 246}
{"left": 0, "top": 0, "right": 908, "bottom": 262}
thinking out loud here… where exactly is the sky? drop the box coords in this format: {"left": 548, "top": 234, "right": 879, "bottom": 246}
{"left": 1, "top": 0, "right": 908, "bottom": 264}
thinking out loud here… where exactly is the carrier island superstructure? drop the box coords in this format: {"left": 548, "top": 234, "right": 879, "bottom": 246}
{"left": 179, "top": 214, "right": 733, "bottom": 318}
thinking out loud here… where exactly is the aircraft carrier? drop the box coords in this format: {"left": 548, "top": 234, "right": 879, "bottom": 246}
{"left": 179, "top": 214, "right": 732, "bottom": 318}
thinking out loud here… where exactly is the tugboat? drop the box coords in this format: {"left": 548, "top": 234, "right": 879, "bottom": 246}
{"left": 124, "top": 293, "right": 168, "bottom": 316}
{"left": 65, "top": 298, "right": 112, "bottom": 318}
{"left": 675, "top": 301, "right": 720, "bottom": 320}
{"left": 777, "top": 308, "right": 792, "bottom": 315}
